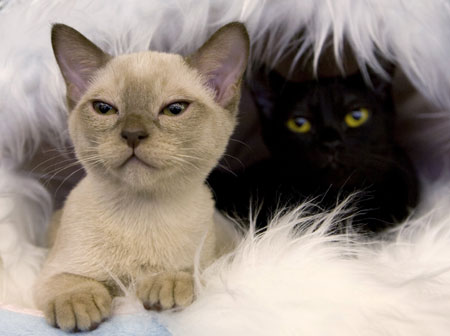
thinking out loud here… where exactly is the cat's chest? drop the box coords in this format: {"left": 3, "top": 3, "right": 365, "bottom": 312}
{"left": 93, "top": 203, "right": 212, "bottom": 273}
{"left": 58, "top": 180, "right": 216, "bottom": 280}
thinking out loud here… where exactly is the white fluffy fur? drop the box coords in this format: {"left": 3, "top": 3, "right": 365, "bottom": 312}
{"left": 107, "top": 185, "right": 450, "bottom": 335}
{"left": 0, "top": 166, "right": 49, "bottom": 307}
{"left": 1, "top": 0, "right": 450, "bottom": 333}
{"left": 162, "top": 185, "right": 450, "bottom": 335}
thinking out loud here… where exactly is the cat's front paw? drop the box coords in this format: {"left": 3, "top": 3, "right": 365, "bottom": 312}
{"left": 137, "top": 271, "right": 194, "bottom": 310}
{"left": 42, "top": 280, "right": 112, "bottom": 332}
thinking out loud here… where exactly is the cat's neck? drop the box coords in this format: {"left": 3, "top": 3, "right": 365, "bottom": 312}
{"left": 77, "top": 171, "right": 214, "bottom": 235}
{"left": 85, "top": 170, "right": 204, "bottom": 205}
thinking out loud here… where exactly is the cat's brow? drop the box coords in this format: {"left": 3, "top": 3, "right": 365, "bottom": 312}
{"left": 162, "top": 94, "right": 196, "bottom": 105}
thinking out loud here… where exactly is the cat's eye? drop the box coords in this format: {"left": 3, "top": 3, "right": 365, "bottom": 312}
{"left": 345, "top": 108, "right": 370, "bottom": 128}
{"left": 92, "top": 101, "right": 118, "bottom": 115}
{"left": 286, "top": 117, "right": 311, "bottom": 133}
{"left": 161, "top": 102, "right": 189, "bottom": 116}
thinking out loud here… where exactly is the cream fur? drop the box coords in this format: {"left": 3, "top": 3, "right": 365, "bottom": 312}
{"left": 34, "top": 23, "right": 249, "bottom": 331}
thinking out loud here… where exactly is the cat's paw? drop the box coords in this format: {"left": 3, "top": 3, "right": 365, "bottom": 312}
{"left": 43, "top": 281, "right": 112, "bottom": 332}
{"left": 137, "top": 271, "right": 194, "bottom": 310}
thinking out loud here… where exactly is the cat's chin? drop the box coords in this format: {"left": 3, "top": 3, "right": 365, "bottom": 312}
{"left": 122, "top": 156, "right": 158, "bottom": 170}
{"left": 116, "top": 160, "right": 161, "bottom": 187}
{"left": 87, "top": 156, "right": 162, "bottom": 192}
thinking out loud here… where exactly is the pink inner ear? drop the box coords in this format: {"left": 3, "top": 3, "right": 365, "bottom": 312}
{"left": 52, "top": 25, "right": 110, "bottom": 105}
{"left": 59, "top": 56, "right": 88, "bottom": 102}
{"left": 210, "top": 54, "right": 245, "bottom": 106}
{"left": 66, "top": 65, "right": 88, "bottom": 101}
{"left": 204, "top": 37, "right": 248, "bottom": 107}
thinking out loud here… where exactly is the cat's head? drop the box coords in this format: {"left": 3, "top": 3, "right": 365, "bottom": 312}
{"left": 252, "top": 69, "right": 396, "bottom": 186}
{"left": 51, "top": 23, "right": 249, "bottom": 193}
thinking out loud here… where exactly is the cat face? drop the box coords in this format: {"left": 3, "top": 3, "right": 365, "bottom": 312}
{"left": 68, "top": 53, "right": 233, "bottom": 190}
{"left": 254, "top": 71, "right": 396, "bottom": 186}
{"left": 52, "top": 24, "right": 249, "bottom": 192}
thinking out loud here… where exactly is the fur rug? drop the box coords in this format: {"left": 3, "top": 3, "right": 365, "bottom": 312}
{"left": 1, "top": 0, "right": 450, "bottom": 334}
{"left": 162, "top": 185, "right": 450, "bottom": 335}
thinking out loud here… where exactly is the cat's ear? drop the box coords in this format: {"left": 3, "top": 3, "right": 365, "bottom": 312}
{"left": 51, "top": 24, "right": 111, "bottom": 108}
{"left": 368, "top": 62, "right": 396, "bottom": 97}
{"left": 251, "top": 67, "right": 286, "bottom": 121}
{"left": 188, "top": 22, "right": 250, "bottom": 109}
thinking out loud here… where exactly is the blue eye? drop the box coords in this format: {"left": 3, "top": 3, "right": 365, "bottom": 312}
{"left": 93, "top": 101, "right": 118, "bottom": 115}
{"left": 161, "top": 102, "right": 189, "bottom": 116}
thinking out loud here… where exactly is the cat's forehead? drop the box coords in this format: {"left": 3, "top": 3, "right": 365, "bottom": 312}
{"left": 111, "top": 52, "right": 186, "bottom": 76}
{"left": 91, "top": 52, "right": 202, "bottom": 109}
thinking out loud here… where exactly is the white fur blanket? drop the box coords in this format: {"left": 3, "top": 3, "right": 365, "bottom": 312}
{"left": 1, "top": 0, "right": 450, "bottom": 335}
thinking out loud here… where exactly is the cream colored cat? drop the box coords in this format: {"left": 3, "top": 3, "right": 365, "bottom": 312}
{"left": 34, "top": 23, "right": 249, "bottom": 331}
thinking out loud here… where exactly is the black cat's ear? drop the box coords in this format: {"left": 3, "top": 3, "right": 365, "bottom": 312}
{"left": 251, "top": 67, "right": 286, "bottom": 121}
{"left": 368, "top": 62, "right": 396, "bottom": 97}
{"left": 51, "top": 24, "right": 112, "bottom": 109}
{"left": 188, "top": 22, "right": 250, "bottom": 110}
{"left": 348, "top": 62, "right": 395, "bottom": 99}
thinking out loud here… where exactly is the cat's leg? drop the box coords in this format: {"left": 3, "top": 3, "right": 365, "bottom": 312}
{"left": 137, "top": 271, "right": 194, "bottom": 310}
{"left": 35, "top": 273, "right": 112, "bottom": 332}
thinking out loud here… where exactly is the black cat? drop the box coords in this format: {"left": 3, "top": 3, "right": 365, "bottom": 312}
{"left": 209, "top": 69, "right": 419, "bottom": 233}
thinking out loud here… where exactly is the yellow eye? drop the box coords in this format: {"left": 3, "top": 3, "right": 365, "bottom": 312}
{"left": 161, "top": 102, "right": 189, "bottom": 116}
{"left": 92, "top": 101, "right": 118, "bottom": 115}
{"left": 286, "top": 117, "right": 311, "bottom": 133}
{"left": 345, "top": 108, "right": 370, "bottom": 128}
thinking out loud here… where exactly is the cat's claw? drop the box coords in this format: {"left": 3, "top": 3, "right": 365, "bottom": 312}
{"left": 137, "top": 271, "right": 194, "bottom": 310}
{"left": 43, "top": 282, "right": 112, "bottom": 332}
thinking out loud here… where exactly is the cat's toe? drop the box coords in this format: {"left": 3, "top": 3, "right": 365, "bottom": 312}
{"left": 43, "top": 301, "right": 57, "bottom": 327}
{"left": 159, "top": 277, "right": 176, "bottom": 309}
{"left": 71, "top": 292, "right": 103, "bottom": 331}
{"left": 174, "top": 271, "right": 194, "bottom": 307}
{"left": 138, "top": 271, "right": 194, "bottom": 310}
{"left": 53, "top": 295, "right": 76, "bottom": 332}
{"left": 137, "top": 276, "right": 157, "bottom": 309}
{"left": 48, "top": 284, "right": 112, "bottom": 332}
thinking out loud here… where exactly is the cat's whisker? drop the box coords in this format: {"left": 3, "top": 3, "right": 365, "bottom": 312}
{"left": 54, "top": 166, "right": 89, "bottom": 196}
{"left": 32, "top": 153, "right": 85, "bottom": 171}
{"left": 39, "top": 150, "right": 76, "bottom": 158}
{"left": 175, "top": 152, "right": 237, "bottom": 176}
{"left": 215, "top": 163, "right": 237, "bottom": 177}
{"left": 229, "top": 138, "right": 252, "bottom": 150}
{"left": 176, "top": 153, "right": 209, "bottom": 162}
{"left": 41, "top": 145, "right": 76, "bottom": 154}
{"left": 40, "top": 154, "right": 102, "bottom": 185}
{"left": 170, "top": 155, "right": 202, "bottom": 171}
{"left": 179, "top": 150, "right": 245, "bottom": 169}
{"left": 41, "top": 162, "right": 86, "bottom": 186}
{"left": 221, "top": 156, "right": 232, "bottom": 170}
{"left": 222, "top": 153, "right": 245, "bottom": 169}
{"left": 29, "top": 155, "right": 76, "bottom": 174}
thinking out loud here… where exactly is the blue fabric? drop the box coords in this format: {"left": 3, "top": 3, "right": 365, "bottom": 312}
{"left": 0, "top": 309, "right": 172, "bottom": 336}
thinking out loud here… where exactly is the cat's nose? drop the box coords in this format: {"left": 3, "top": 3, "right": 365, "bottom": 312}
{"left": 121, "top": 130, "right": 149, "bottom": 148}
{"left": 323, "top": 140, "right": 342, "bottom": 151}
{"left": 321, "top": 128, "right": 343, "bottom": 150}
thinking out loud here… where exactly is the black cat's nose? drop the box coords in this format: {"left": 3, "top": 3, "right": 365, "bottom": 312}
{"left": 321, "top": 128, "right": 342, "bottom": 150}
{"left": 121, "top": 130, "right": 149, "bottom": 148}
{"left": 323, "top": 139, "right": 342, "bottom": 149}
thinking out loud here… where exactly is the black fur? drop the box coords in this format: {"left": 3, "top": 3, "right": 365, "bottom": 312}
{"left": 209, "top": 69, "right": 419, "bottom": 233}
